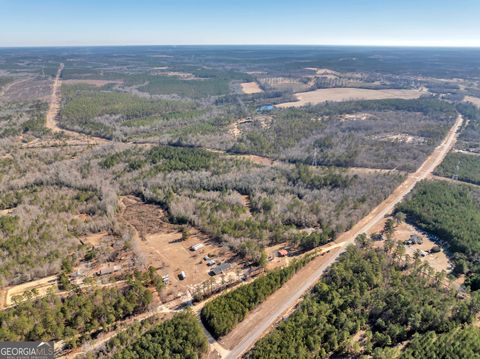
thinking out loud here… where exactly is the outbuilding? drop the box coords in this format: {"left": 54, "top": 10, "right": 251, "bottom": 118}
{"left": 206, "top": 259, "right": 216, "bottom": 266}
{"left": 278, "top": 249, "right": 288, "bottom": 257}
{"left": 211, "top": 263, "right": 231, "bottom": 276}
{"left": 191, "top": 243, "right": 205, "bottom": 251}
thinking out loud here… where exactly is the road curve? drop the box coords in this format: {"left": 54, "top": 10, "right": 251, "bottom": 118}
{"left": 225, "top": 114, "right": 464, "bottom": 359}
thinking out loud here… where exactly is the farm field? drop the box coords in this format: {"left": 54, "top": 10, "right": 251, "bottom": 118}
{"left": 276, "top": 87, "right": 424, "bottom": 108}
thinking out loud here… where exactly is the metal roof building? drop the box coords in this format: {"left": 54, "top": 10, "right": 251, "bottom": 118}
{"left": 210, "top": 263, "right": 231, "bottom": 276}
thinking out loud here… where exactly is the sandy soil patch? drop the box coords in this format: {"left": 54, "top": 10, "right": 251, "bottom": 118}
{"left": 276, "top": 88, "right": 423, "bottom": 108}
{"left": 305, "top": 67, "right": 340, "bottom": 79}
{"left": 370, "top": 221, "right": 452, "bottom": 273}
{"left": 264, "top": 243, "right": 289, "bottom": 270}
{"left": 465, "top": 96, "right": 480, "bottom": 108}
{"left": 81, "top": 231, "right": 108, "bottom": 247}
{"left": 152, "top": 71, "right": 199, "bottom": 80}
{"left": 373, "top": 133, "right": 425, "bottom": 144}
{"left": 229, "top": 121, "right": 241, "bottom": 139}
{"left": 4, "top": 275, "right": 58, "bottom": 307}
{"left": 0, "top": 208, "right": 13, "bottom": 216}
{"left": 240, "top": 82, "right": 263, "bottom": 94}
{"left": 121, "top": 196, "right": 238, "bottom": 301}
{"left": 238, "top": 154, "right": 274, "bottom": 166}
{"left": 134, "top": 228, "right": 236, "bottom": 300}
{"left": 121, "top": 196, "right": 168, "bottom": 239}
{"left": 62, "top": 79, "right": 123, "bottom": 87}
{"left": 340, "top": 113, "right": 377, "bottom": 122}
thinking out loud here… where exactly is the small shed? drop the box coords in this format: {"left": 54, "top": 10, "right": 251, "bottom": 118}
{"left": 410, "top": 235, "right": 423, "bottom": 245}
{"left": 206, "top": 259, "right": 216, "bottom": 266}
{"left": 191, "top": 243, "right": 205, "bottom": 251}
{"left": 278, "top": 249, "right": 288, "bottom": 257}
{"left": 371, "top": 233, "right": 384, "bottom": 241}
{"left": 178, "top": 271, "right": 186, "bottom": 280}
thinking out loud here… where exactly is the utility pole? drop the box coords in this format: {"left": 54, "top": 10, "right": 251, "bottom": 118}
{"left": 312, "top": 147, "right": 318, "bottom": 167}
{"left": 452, "top": 160, "right": 460, "bottom": 181}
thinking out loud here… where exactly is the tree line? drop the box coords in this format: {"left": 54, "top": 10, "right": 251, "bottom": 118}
{"left": 201, "top": 254, "right": 315, "bottom": 338}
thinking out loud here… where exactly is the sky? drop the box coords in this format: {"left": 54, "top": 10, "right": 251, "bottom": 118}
{"left": 1, "top": 0, "right": 480, "bottom": 47}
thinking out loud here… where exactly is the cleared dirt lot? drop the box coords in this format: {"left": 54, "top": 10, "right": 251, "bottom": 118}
{"left": 240, "top": 82, "right": 263, "bottom": 94}
{"left": 2, "top": 275, "right": 58, "bottom": 307}
{"left": 134, "top": 229, "right": 237, "bottom": 300}
{"left": 370, "top": 220, "right": 451, "bottom": 273}
{"left": 276, "top": 88, "right": 423, "bottom": 108}
{"left": 465, "top": 96, "right": 480, "bottom": 108}
{"left": 122, "top": 196, "right": 238, "bottom": 301}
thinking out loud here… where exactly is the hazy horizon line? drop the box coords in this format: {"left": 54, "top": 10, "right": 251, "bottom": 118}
{"left": 1, "top": 43, "right": 480, "bottom": 50}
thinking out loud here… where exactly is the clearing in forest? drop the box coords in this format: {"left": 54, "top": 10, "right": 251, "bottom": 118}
{"left": 3, "top": 275, "right": 58, "bottom": 307}
{"left": 240, "top": 82, "right": 263, "bottom": 94}
{"left": 276, "top": 88, "right": 424, "bottom": 108}
{"left": 465, "top": 96, "right": 480, "bottom": 108}
{"left": 370, "top": 220, "right": 452, "bottom": 274}
{"left": 121, "top": 196, "right": 238, "bottom": 300}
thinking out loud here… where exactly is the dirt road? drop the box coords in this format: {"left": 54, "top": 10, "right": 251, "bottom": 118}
{"left": 45, "top": 63, "right": 64, "bottom": 132}
{"left": 40, "top": 63, "right": 107, "bottom": 145}
{"left": 224, "top": 115, "right": 463, "bottom": 359}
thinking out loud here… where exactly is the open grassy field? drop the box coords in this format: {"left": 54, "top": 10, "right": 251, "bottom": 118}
{"left": 276, "top": 88, "right": 424, "bottom": 108}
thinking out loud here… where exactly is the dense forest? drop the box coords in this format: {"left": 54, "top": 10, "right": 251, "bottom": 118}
{"left": 435, "top": 152, "right": 480, "bottom": 185}
{"left": 396, "top": 180, "right": 480, "bottom": 290}
{"left": 0, "top": 271, "right": 160, "bottom": 348}
{"left": 399, "top": 326, "right": 480, "bottom": 358}
{"left": 248, "top": 246, "right": 479, "bottom": 358}
{"left": 201, "top": 254, "right": 314, "bottom": 338}
{"left": 112, "top": 311, "right": 208, "bottom": 359}
{"left": 59, "top": 85, "right": 221, "bottom": 141}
